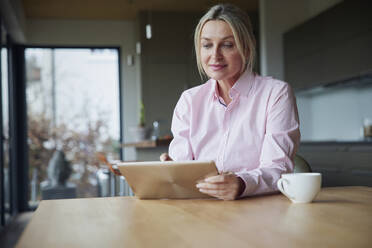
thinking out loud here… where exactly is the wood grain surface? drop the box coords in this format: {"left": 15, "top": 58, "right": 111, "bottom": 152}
{"left": 16, "top": 187, "right": 372, "bottom": 248}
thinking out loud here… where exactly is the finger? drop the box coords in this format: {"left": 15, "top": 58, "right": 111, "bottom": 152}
{"left": 160, "top": 153, "right": 172, "bottom": 161}
{"left": 201, "top": 188, "right": 237, "bottom": 201}
{"left": 200, "top": 189, "right": 237, "bottom": 201}
{"left": 196, "top": 182, "right": 226, "bottom": 190}
{"left": 198, "top": 181, "right": 240, "bottom": 200}
{"left": 221, "top": 195, "right": 236, "bottom": 201}
{"left": 160, "top": 153, "right": 166, "bottom": 161}
{"left": 199, "top": 185, "right": 239, "bottom": 195}
{"left": 204, "top": 175, "right": 227, "bottom": 183}
{"left": 199, "top": 188, "right": 229, "bottom": 198}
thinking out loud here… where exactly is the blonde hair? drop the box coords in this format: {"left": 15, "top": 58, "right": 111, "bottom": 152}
{"left": 194, "top": 4, "right": 256, "bottom": 78}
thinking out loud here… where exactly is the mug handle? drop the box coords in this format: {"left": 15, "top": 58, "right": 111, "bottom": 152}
{"left": 277, "top": 178, "right": 295, "bottom": 200}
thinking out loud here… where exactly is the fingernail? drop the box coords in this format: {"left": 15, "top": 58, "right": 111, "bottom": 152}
{"left": 196, "top": 183, "right": 204, "bottom": 188}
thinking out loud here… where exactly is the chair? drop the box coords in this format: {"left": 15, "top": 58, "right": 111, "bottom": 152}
{"left": 293, "top": 154, "right": 312, "bottom": 173}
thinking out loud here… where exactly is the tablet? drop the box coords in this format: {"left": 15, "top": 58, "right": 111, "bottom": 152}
{"left": 115, "top": 160, "right": 218, "bottom": 199}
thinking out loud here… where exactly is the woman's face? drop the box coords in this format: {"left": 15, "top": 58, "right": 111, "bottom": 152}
{"left": 200, "top": 20, "right": 243, "bottom": 84}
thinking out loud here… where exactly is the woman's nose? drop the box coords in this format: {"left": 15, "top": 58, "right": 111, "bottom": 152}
{"left": 211, "top": 47, "right": 222, "bottom": 59}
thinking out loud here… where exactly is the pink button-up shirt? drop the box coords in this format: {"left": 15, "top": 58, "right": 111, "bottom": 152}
{"left": 169, "top": 70, "right": 300, "bottom": 197}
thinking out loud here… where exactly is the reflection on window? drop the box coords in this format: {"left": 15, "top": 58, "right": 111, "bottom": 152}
{"left": 26, "top": 48, "right": 120, "bottom": 205}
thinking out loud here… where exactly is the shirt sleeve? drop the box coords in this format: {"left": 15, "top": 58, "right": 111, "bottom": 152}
{"left": 235, "top": 83, "right": 301, "bottom": 197}
{"left": 168, "top": 92, "right": 194, "bottom": 160}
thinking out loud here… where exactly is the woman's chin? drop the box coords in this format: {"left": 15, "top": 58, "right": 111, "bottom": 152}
{"left": 206, "top": 69, "right": 242, "bottom": 83}
{"left": 206, "top": 71, "right": 228, "bottom": 80}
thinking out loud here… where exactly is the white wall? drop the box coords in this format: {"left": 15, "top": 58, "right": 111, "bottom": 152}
{"left": 26, "top": 19, "right": 140, "bottom": 160}
{"left": 298, "top": 84, "right": 372, "bottom": 141}
{"left": 257, "top": 0, "right": 372, "bottom": 142}
{"left": 259, "top": 0, "right": 342, "bottom": 80}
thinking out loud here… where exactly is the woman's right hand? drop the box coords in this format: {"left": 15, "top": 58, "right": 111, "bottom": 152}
{"left": 160, "top": 153, "right": 173, "bottom": 161}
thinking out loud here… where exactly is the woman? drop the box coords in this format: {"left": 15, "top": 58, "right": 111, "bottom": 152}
{"left": 160, "top": 4, "right": 300, "bottom": 200}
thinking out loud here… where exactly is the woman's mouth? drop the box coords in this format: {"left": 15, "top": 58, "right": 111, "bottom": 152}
{"left": 209, "top": 64, "right": 227, "bottom": 71}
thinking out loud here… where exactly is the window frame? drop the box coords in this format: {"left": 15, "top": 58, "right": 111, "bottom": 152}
{"left": 0, "top": 16, "right": 4, "bottom": 228}
{"left": 0, "top": 19, "right": 20, "bottom": 227}
{"left": 1, "top": 43, "right": 124, "bottom": 221}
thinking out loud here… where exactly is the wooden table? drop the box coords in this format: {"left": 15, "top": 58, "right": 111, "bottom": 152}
{"left": 16, "top": 187, "right": 372, "bottom": 248}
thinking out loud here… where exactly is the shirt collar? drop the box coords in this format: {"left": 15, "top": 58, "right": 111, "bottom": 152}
{"left": 209, "top": 69, "right": 255, "bottom": 101}
{"left": 230, "top": 69, "right": 255, "bottom": 98}
{"left": 211, "top": 79, "right": 219, "bottom": 100}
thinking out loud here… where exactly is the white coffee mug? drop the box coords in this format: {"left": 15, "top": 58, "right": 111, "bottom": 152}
{"left": 277, "top": 173, "right": 322, "bottom": 203}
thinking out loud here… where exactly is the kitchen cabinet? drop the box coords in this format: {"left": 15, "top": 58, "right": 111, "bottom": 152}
{"left": 284, "top": 1, "right": 372, "bottom": 90}
{"left": 298, "top": 142, "right": 372, "bottom": 187}
{"left": 123, "top": 138, "right": 172, "bottom": 161}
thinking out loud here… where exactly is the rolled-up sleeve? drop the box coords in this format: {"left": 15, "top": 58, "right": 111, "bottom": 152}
{"left": 236, "top": 83, "right": 300, "bottom": 197}
{"left": 169, "top": 92, "right": 195, "bottom": 161}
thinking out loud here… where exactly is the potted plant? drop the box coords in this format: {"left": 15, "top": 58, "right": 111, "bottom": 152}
{"left": 139, "top": 101, "right": 145, "bottom": 128}
{"left": 130, "top": 101, "right": 147, "bottom": 142}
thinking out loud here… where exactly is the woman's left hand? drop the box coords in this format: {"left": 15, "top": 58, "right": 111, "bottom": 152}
{"left": 196, "top": 173, "right": 245, "bottom": 200}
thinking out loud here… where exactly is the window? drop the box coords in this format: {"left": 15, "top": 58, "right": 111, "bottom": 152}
{"left": 25, "top": 48, "right": 121, "bottom": 204}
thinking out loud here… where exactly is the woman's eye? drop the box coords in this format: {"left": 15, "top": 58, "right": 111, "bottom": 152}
{"left": 202, "top": 43, "right": 212, "bottom": 49}
{"left": 222, "top": 43, "right": 233, "bottom": 48}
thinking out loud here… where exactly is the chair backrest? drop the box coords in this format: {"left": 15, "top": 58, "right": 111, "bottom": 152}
{"left": 293, "top": 154, "right": 312, "bottom": 173}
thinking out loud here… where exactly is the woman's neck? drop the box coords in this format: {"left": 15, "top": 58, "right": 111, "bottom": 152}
{"left": 217, "top": 82, "right": 232, "bottom": 105}
{"left": 216, "top": 76, "right": 240, "bottom": 106}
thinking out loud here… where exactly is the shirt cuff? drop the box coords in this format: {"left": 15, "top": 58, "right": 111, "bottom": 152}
{"left": 235, "top": 172, "right": 258, "bottom": 198}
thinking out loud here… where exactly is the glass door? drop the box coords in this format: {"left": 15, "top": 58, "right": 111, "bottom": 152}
{"left": 25, "top": 48, "right": 121, "bottom": 205}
